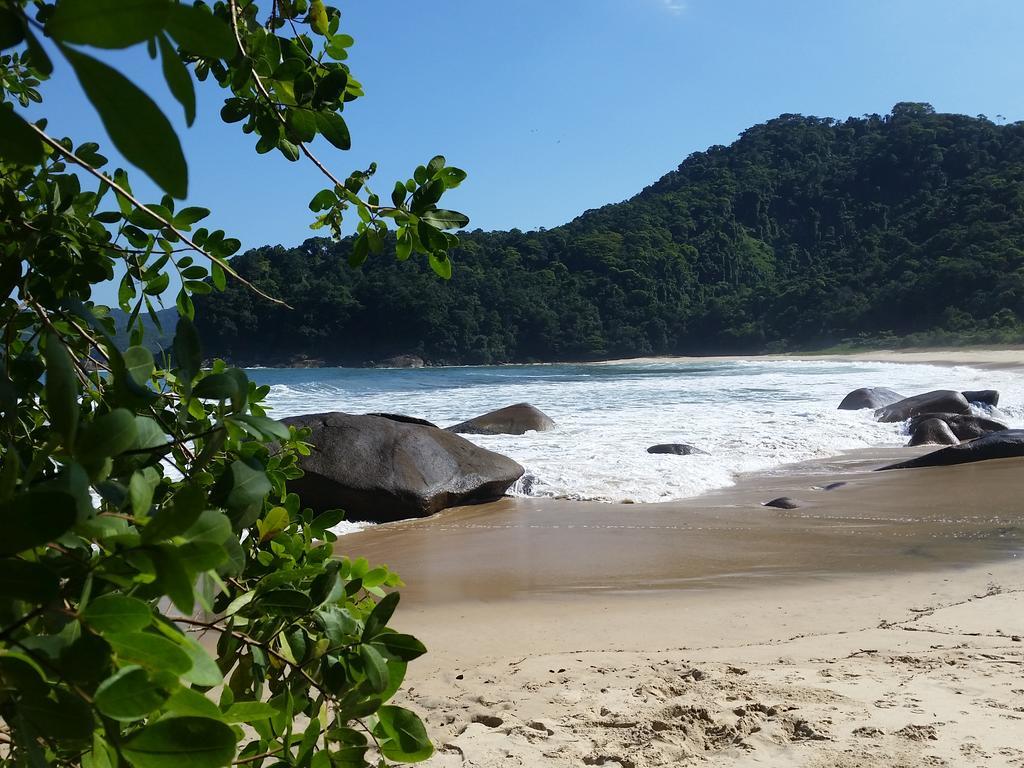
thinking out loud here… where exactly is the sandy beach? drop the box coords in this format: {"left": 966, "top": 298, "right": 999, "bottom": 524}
{"left": 600, "top": 347, "right": 1024, "bottom": 371}
{"left": 339, "top": 350, "right": 1024, "bottom": 766}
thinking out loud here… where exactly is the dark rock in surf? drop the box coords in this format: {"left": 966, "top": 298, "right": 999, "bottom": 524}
{"left": 879, "top": 429, "right": 1024, "bottom": 471}
{"left": 762, "top": 497, "right": 800, "bottom": 509}
{"left": 819, "top": 482, "right": 847, "bottom": 491}
{"left": 907, "top": 412, "right": 1008, "bottom": 441}
{"left": 907, "top": 417, "right": 958, "bottom": 447}
{"left": 446, "top": 403, "right": 555, "bottom": 435}
{"left": 647, "top": 443, "right": 707, "bottom": 456}
{"left": 281, "top": 412, "right": 524, "bottom": 522}
{"left": 874, "top": 390, "right": 970, "bottom": 423}
{"left": 962, "top": 389, "right": 999, "bottom": 407}
{"left": 838, "top": 387, "right": 905, "bottom": 410}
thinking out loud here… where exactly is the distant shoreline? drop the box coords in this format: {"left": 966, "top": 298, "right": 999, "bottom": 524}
{"left": 249, "top": 345, "right": 1024, "bottom": 372}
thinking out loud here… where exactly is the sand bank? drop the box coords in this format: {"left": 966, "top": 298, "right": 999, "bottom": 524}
{"left": 598, "top": 347, "right": 1024, "bottom": 370}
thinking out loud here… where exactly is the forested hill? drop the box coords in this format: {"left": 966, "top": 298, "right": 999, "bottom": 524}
{"left": 196, "top": 103, "right": 1024, "bottom": 366}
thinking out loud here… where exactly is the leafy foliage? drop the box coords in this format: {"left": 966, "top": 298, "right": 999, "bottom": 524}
{"left": 0, "top": 0, "right": 463, "bottom": 764}
{"left": 199, "top": 104, "right": 1024, "bottom": 365}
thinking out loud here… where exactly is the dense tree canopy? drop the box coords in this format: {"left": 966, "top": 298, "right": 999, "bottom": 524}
{"left": 198, "top": 104, "right": 1024, "bottom": 365}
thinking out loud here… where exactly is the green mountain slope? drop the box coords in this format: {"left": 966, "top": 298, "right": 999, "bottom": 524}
{"left": 196, "top": 103, "right": 1024, "bottom": 365}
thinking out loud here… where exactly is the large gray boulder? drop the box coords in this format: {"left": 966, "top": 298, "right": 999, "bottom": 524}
{"left": 282, "top": 412, "right": 524, "bottom": 522}
{"left": 874, "top": 390, "right": 971, "bottom": 423}
{"left": 838, "top": 387, "right": 905, "bottom": 410}
{"left": 907, "top": 412, "right": 1008, "bottom": 441}
{"left": 907, "top": 418, "right": 958, "bottom": 447}
{"left": 446, "top": 403, "right": 555, "bottom": 435}
{"left": 963, "top": 389, "right": 999, "bottom": 407}
{"left": 879, "top": 429, "right": 1024, "bottom": 471}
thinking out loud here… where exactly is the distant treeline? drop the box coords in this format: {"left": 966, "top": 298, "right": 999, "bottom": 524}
{"left": 196, "top": 103, "right": 1024, "bottom": 365}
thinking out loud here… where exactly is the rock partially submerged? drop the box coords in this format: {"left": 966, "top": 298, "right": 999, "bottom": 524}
{"left": 907, "top": 412, "right": 1008, "bottom": 441}
{"left": 447, "top": 403, "right": 555, "bottom": 435}
{"left": 282, "top": 412, "right": 524, "bottom": 522}
{"left": 879, "top": 429, "right": 1024, "bottom": 471}
{"left": 907, "top": 418, "right": 958, "bottom": 447}
{"left": 874, "top": 390, "right": 971, "bottom": 423}
{"left": 963, "top": 389, "right": 999, "bottom": 407}
{"left": 838, "top": 387, "right": 905, "bottom": 410}
{"left": 647, "top": 443, "right": 706, "bottom": 456}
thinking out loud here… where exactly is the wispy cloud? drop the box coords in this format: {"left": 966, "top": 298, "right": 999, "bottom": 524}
{"left": 657, "top": 0, "right": 686, "bottom": 15}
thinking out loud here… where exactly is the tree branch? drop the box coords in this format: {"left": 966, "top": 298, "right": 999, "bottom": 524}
{"left": 27, "top": 123, "right": 291, "bottom": 309}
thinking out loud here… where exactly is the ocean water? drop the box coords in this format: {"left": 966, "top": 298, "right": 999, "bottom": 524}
{"left": 255, "top": 359, "right": 1024, "bottom": 505}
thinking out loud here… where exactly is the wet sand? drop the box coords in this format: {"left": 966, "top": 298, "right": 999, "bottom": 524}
{"left": 346, "top": 447, "right": 1024, "bottom": 604}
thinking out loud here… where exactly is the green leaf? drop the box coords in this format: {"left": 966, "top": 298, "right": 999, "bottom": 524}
{"left": 47, "top": 0, "right": 169, "bottom": 48}
{"left": 420, "top": 209, "right": 470, "bottom": 230}
{"left": 428, "top": 252, "right": 453, "bottom": 279}
{"left": 173, "top": 317, "right": 202, "bottom": 385}
{"left": 0, "top": 558, "right": 59, "bottom": 602}
{"left": 0, "top": 7, "right": 25, "bottom": 50}
{"left": 142, "top": 483, "right": 205, "bottom": 543}
{"left": 165, "top": 687, "right": 221, "bottom": 718}
{"left": 225, "top": 460, "right": 271, "bottom": 509}
{"left": 229, "top": 414, "right": 290, "bottom": 441}
{"left": 76, "top": 408, "right": 138, "bottom": 459}
{"left": 0, "top": 491, "right": 77, "bottom": 556}
{"left": 182, "top": 509, "right": 231, "bottom": 545}
{"left": 223, "top": 700, "right": 278, "bottom": 723}
{"left": 165, "top": 3, "right": 236, "bottom": 58}
{"left": 373, "top": 633, "right": 427, "bottom": 662}
{"left": 95, "top": 666, "right": 169, "bottom": 721}
{"left": 152, "top": 545, "right": 195, "bottom": 613}
{"left": 106, "top": 632, "right": 193, "bottom": 676}
{"left": 61, "top": 45, "right": 188, "bottom": 198}
{"left": 286, "top": 109, "right": 317, "bottom": 143}
{"left": 257, "top": 506, "right": 289, "bottom": 543}
{"left": 44, "top": 332, "right": 79, "bottom": 446}
{"left": 83, "top": 594, "right": 153, "bottom": 632}
{"left": 256, "top": 588, "right": 312, "bottom": 616}
{"left": 0, "top": 104, "right": 43, "bottom": 165}
{"left": 193, "top": 372, "right": 238, "bottom": 400}
{"left": 129, "top": 470, "right": 157, "bottom": 516}
{"left": 121, "top": 717, "right": 236, "bottom": 768}
{"left": 362, "top": 591, "right": 399, "bottom": 640}
{"left": 178, "top": 634, "right": 223, "bottom": 687}
{"left": 158, "top": 33, "right": 196, "bottom": 126}
{"left": 124, "top": 345, "right": 155, "bottom": 386}
{"left": 373, "top": 706, "right": 433, "bottom": 763}
{"left": 173, "top": 206, "right": 210, "bottom": 228}
{"left": 308, "top": 0, "right": 329, "bottom": 34}
{"left": 144, "top": 271, "right": 171, "bottom": 295}
{"left": 314, "top": 111, "right": 351, "bottom": 150}
{"left": 131, "top": 416, "right": 169, "bottom": 451}
{"left": 360, "top": 644, "right": 389, "bottom": 693}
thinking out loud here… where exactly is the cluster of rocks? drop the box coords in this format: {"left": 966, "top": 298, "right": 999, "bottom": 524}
{"left": 837, "top": 386, "right": 1022, "bottom": 470}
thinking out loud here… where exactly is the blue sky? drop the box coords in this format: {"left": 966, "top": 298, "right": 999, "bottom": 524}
{"left": 25, "top": 0, "right": 1024, "bottom": 303}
